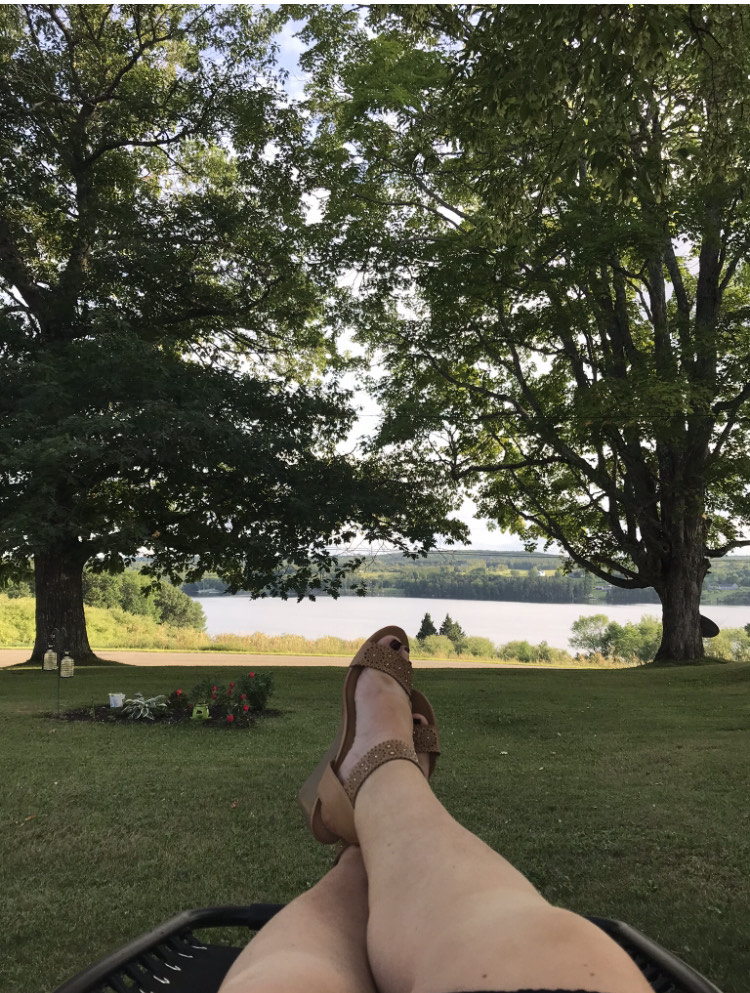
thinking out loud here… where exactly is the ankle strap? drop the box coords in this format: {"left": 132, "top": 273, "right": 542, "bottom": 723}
{"left": 343, "top": 740, "right": 419, "bottom": 804}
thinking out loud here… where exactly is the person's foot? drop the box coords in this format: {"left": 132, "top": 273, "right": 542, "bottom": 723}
{"left": 336, "top": 636, "right": 415, "bottom": 785}
{"left": 299, "top": 629, "right": 424, "bottom": 845}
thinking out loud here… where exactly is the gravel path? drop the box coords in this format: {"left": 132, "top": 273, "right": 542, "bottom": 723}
{"left": 0, "top": 649, "right": 550, "bottom": 670}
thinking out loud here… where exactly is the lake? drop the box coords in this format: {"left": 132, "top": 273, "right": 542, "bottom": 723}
{"left": 192, "top": 595, "right": 750, "bottom": 650}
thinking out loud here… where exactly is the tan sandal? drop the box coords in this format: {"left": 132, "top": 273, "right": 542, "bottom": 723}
{"left": 298, "top": 626, "right": 420, "bottom": 845}
{"left": 412, "top": 688, "right": 440, "bottom": 778}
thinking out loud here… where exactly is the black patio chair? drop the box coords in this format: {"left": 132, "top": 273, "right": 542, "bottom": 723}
{"left": 53, "top": 903, "right": 724, "bottom": 993}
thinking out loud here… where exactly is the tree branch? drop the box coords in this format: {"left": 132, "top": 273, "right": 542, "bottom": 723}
{"left": 0, "top": 216, "right": 47, "bottom": 316}
{"left": 706, "top": 538, "right": 750, "bottom": 557}
{"left": 352, "top": 191, "right": 464, "bottom": 229}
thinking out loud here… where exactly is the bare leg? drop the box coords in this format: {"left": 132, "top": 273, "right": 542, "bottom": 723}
{"left": 219, "top": 846, "right": 376, "bottom": 993}
{"left": 332, "top": 639, "right": 653, "bottom": 993}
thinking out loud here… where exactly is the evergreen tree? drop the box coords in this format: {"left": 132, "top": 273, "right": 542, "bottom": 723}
{"left": 416, "top": 612, "right": 437, "bottom": 641}
{"left": 439, "top": 614, "right": 467, "bottom": 652}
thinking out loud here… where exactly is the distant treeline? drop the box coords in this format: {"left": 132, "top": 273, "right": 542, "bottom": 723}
{"left": 179, "top": 550, "right": 750, "bottom": 606}
{"left": 350, "top": 572, "right": 593, "bottom": 603}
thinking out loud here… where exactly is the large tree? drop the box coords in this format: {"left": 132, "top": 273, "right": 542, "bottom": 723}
{"left": 0, "top": 4, "right": 462, "bottom": 663}
{"left": 298, "top": 4, "right": 750, "bottom": 662}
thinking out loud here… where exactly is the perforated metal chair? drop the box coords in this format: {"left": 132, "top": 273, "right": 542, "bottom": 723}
{"left": 53, "top": 903, "right": 724, "bottom": 993}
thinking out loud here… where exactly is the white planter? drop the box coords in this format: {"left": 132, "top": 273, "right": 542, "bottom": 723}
{"left": 109, "top": 693, "right": 125, "bottom": 708}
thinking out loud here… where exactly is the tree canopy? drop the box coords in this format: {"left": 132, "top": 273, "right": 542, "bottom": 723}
{"left": 0, "top": 4, "right": 463, "bottom": 661}
{"left": 295, "top": 3, "right": 750, "bottom": 661}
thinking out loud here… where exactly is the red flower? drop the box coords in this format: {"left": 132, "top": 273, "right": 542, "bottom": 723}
{"left": 226, "top": 714, "right": 234, "bottom": 723}
{"left": 229, "top": 682, "right": 235, "bottom": 689}
{"left": 176, "top": 689, "right": 183, "bottom": 696}
{"left": 212, "top": 692, "right": 217, "bottom": 700}
{"left": 212, "top": 685, "right": 217, "bottom": 692}
{"left": 249, "top": 672, "right": 255, "bottom": 678}
{"left": 243, "top": 704, "right": 249, "bottom": 712}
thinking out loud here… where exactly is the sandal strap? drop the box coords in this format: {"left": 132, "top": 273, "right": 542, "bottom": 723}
{"left": 343, "top": 739, "right": 419, "bottom": 805}
{"left": 413, "top": 723, "right": 440, "bottom": 756}
{"left": 359, "top": 643, "right": 413, "bottom": 696}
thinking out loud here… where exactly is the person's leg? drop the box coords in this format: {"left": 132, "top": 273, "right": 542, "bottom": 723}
{"left": 330, "top": 637, "right": 653, "bottom": 993}
{"left": 219, "top": 845, "right": 376, "bottom": 993}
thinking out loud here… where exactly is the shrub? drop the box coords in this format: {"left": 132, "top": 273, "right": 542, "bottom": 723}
{"left": 167, "top": 688, "right": 192, "bottom": 713}
{"left": 496, "top": 639, "right": 574, "bottom": 665}
{"left": 230, "top": 671, "right": 274, "bottom": 717}
{"left": 711, "top": 627, "right": 750, "bottom": 662}
{"left": 569, "top": 614, "right": 610, "bottom": 654}
{"left": 153, "top": 583, "right": 206, "bottom": 629}
{"left": 498, "top": 639, "right": 537, "bottom": 662}
{"left": 605, "top": 616, "right": 662, "bottom": 661}
{"left": 5, "top": 581, "right": 33, "bottom": 599}
{"left": 419, "top": 635, "right": 456, "bottom": 658}
{"left": 189, "top": 671, "right": 274, "bottom": 721}
{"left": 82, "top": 570, "right": 205, "bottom": 629}
{"left": 464, "top": 636, "right": 498, "bottom": 658}
{"left": 569, "top": 613, "right": 663, "bottom": 662}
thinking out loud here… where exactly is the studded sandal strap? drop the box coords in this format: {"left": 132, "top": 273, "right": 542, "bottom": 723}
{"left": 413, "top": 723, "right": 440, "bottom": 756}
{"left": 359, "top": 643, "right": 413, "bottom": 696}
{"left": 343, "top": 740, "right": 420, "bottom": 805}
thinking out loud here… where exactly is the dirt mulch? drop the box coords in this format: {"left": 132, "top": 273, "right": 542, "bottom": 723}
{"left": 45, "top": 705, "right": 281, "bottom": 727}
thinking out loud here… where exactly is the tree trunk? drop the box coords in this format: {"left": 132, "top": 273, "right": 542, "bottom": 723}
{"left": 653, "top": 525, "right": 708, "bottom": 662}
{"left": 31, "top": 542, "right": 99, "bottom": 663}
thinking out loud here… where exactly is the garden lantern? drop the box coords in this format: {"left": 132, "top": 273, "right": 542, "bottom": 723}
{"left": 41, "top": 627, "right": 74, "bottom": 713}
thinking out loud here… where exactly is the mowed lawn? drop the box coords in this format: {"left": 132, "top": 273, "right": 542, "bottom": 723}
{"left": 2, "top": 662, "right": 749, "bottom": 993}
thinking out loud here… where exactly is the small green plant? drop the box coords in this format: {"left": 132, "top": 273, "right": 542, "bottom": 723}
{"left": 121, "top": 693, "right": 168, "bottom": 721}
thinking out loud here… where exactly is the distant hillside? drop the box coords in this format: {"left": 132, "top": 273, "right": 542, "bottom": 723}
{"left": 182, "top": 549, "right": 750, "bottom": 606}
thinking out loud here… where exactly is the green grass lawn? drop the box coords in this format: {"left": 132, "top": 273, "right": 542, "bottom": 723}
{"left": 2, "top": 662, "right": 749, "bottom": 993}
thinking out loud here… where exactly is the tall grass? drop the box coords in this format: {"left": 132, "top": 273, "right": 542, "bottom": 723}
{"left": 208, "top": 630, "right": 364, "bottom": 656}
{"left": 0, "top": 596, "right": 212, "bottom": 651}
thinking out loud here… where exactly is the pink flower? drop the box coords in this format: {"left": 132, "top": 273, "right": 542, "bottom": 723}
{"left": 226, "top": 714, "right": 234, "bottom": 723}
{"left": 243, "top": 704, "right": 249, "bottom": 712}
{"left": 249, "top": 672, "right": 255, "bottom": 678}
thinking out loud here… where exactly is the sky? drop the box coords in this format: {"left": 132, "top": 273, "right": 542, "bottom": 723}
{"left": 271, "top": 11, "right": 532, "bottom": 553}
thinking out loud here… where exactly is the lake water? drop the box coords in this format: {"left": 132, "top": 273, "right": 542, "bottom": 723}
{"left": 192, "top": 595, "right": 750, "bottom": 650}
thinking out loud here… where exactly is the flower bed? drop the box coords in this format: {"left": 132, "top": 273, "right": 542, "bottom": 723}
{"left": 48, "top": 671, "right": 276, "bottom": 727}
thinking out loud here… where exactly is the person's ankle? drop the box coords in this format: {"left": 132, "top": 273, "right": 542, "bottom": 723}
{"left": 337, "top": 667, "right": 413, "bottom": 784}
